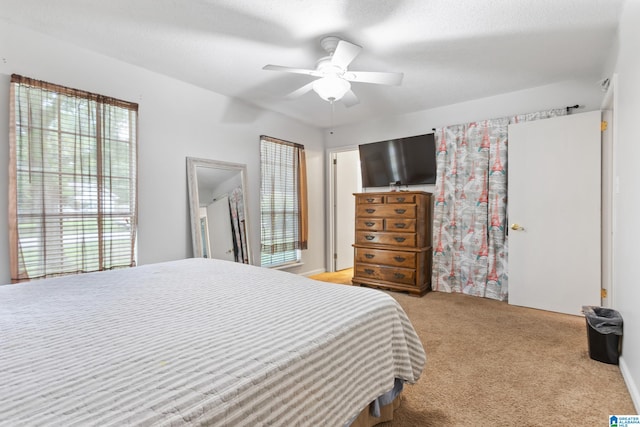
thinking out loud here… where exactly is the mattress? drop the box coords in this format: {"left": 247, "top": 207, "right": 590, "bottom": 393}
{"left": 0, "top": 258, "right": 425, "bottom": 426}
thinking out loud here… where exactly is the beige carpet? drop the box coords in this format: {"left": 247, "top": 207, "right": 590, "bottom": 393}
{"left": 310, "top": 270, "right": 637, "bottom": 426}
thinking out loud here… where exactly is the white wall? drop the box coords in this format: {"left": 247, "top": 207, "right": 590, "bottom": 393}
{"left": 324, "top": 79, "right": 605, "bottom": 150}
{"left": 611, "top": 0, "right": 640, "bottom": 412}
{"left": 0, "top": 20, "right": 325, "bottom": 283}
{"left": 210, "top": 174, "right": 243, "bottom": 203}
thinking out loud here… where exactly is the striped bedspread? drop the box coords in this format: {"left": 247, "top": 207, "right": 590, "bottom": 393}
{"left": 0, "top": 258, "right": 426, "bottom": 426}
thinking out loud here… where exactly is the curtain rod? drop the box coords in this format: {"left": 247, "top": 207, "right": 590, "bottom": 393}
{"left": 430, "top": 104, "right": 582, "bottom": 132}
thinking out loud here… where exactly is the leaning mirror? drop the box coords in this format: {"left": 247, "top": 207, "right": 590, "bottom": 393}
{"left": 186, "top": 157, "right": 251, "bottom": 264}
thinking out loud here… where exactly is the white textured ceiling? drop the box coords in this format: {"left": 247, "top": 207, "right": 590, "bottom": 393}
{"left": 0, "top": 0, "right": 623, "bottom": 128}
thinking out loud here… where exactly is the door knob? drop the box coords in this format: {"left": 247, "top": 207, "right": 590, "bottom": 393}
{"left": 510, "top": 223, "right": 525, "bottom": 231}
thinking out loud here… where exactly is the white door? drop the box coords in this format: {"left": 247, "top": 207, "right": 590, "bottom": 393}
{"left": 508, "top": 111, "right": 601, "bottom": 315}
{"left": 335, "top": 150, "right": 362, "bottom": 271}
{"left": 207, "top": 195, "right": 236, "bottom": 262}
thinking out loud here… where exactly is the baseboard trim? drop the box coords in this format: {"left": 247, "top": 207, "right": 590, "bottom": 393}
{"left": 302, "top": 268, "right": 325, "bottom": 277}
{"left": 619, "top": 356, "right": 640, "bottom": 413}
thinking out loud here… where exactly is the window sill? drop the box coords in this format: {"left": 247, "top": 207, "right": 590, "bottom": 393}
{"left": 268, "top": 261, "right": 304, "bottom": 271}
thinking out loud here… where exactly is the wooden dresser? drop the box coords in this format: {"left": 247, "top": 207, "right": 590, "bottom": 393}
{"left": 352, "top": 191, "right": 433, "bottom": 296}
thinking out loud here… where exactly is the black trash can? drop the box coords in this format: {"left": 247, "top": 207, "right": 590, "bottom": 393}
{"left": 582, "top": 306, "right": 623, "bottom": 365}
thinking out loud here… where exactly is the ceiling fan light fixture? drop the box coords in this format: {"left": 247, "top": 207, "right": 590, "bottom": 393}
{"left": 312, "top": 75, "right": 351, "bottom": 102}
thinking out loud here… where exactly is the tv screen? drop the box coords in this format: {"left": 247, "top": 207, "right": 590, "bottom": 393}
{"left": 358, "top": 133, "right": 436, "bottom": 187}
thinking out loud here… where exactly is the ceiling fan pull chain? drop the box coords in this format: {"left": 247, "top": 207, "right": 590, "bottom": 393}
{"left": 330, "top": 99, "right": 335, "bottom": 132}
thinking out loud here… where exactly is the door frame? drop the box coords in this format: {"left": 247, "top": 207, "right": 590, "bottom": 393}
{"left": 326, "top": 145, "right": 360, "bottom": 272}
{"left": 601, "top": 74, "right": 618, "bottom": 308}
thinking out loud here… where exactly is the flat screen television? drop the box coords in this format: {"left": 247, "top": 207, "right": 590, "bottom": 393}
{"left": 358, "top": 133, "right": 436, "bottom": 188}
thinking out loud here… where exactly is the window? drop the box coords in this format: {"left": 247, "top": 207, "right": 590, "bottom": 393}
{"left": 259, "top": 136, "right": 308, "bottom": 267}
{"left": 9, "top": 75, "right": 138, "bottom": 282}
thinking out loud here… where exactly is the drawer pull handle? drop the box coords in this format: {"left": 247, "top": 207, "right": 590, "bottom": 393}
{"left": 394, "top": 223, "right": 406, "bottom": 229}
{"left": 365, "top": 222, "right": 375, "bottom": 227}
{"left": 364, "top": 268, "right": 375, "bottom": 275}
{"left": 394, "top": 237, "right": 406, "bottom": 242}
{"left": 365, "top": 235, "right": 375, "bottom": 241}
{"left": 396, "top": 197, "right": 405, "bottom": 202}
{"left": 364, "top": 253, "right": 375, "bottom": 259}
{"left": 365, "top": 208, "right": 375, "bottom": 214}
{"left": 394, "top": 256, "right": 406, "bottom": 262}
{"left": 394, "top": 209, "right": 406, "bottom": 214}
{"left": 394, "top": 273, "right": 406, "bottom": 279}
{"left": 366, "top": 198, "right": 374, "bottom": 202}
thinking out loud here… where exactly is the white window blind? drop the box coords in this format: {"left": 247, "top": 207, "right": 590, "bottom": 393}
{"left": 260, "top": 136, "right": 308, "bottom": 268}
{"left": 9, "top": 75, "right": 138, "bottom": 282}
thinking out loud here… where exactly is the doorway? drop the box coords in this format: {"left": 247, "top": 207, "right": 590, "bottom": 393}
{"left": 328, "top": 148, "right": 361, "bottom": 272}
{"left": 207, "top": 195, "right": 236, "bottom": 262}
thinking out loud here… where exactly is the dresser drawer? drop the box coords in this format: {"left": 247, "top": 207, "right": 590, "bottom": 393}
{"left": 356, "top": 231, "right": 417, "bottom": 247}
{"left": 357, "top": 195, "right": 384, "bottom": 204}
{"left": 385, "top": 194, "right": 416, "bottom": 204}
{"left": 352, "top": 191, "right": 432, "bottom": 296}
{"left": 385, "top": 218, "right": 416, "bottom": 232}
{"left": 354, "top": 247, "right": 416, "bottom": 268}
{"left": 356, "top": 204, "right": 416, "bottom": 218}
{"left": 356, "top": 218, "right": 384, "bottom": 231}
{"left": 355, "top": 264, "right": 416, "bottom": 286}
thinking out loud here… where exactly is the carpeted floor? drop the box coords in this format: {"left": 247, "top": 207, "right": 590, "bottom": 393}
{"left": 309, "top": 269, "right": 637, "bottom": 426}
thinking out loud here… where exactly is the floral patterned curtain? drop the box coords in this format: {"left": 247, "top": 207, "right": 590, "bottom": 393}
{"left": 431, "top": 109, "right": 567, "bottom": 301}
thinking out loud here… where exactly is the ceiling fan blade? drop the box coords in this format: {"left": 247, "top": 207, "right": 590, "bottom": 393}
{"left": 341, "top": 90, "right": 360, "bottom": 108}
{"left": 285, "top": 81, "right": 316, "bottom": 99}
{"left": 263, "top": 64, "right": 321, "bottom": 77}
{"left": 330, "top": 40, "right": 362, "bottom": 69}
{"left": 345, "top": 71, "right": 404, "bottom": 86}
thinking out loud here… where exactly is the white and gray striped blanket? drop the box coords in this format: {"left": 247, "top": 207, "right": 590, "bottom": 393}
{"left": 0, "top": 258, "right": 425, "bottom": 426}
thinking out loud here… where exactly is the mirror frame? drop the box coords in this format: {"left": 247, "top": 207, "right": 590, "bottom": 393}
{"left": 186, "top": 157, "right": 252, "bottom": 264}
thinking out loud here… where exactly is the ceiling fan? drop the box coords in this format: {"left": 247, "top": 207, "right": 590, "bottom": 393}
{"left": 263, "top": 36, "right": 404, "bottom": 107}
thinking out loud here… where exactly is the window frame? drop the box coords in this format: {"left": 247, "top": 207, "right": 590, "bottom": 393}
{"left": 259, "top": 135, "right": 308, "bottom": 268}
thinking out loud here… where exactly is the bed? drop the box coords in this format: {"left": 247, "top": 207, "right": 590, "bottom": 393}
{"left": 0, "top": 258, "right": 426, "bottom": 426}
